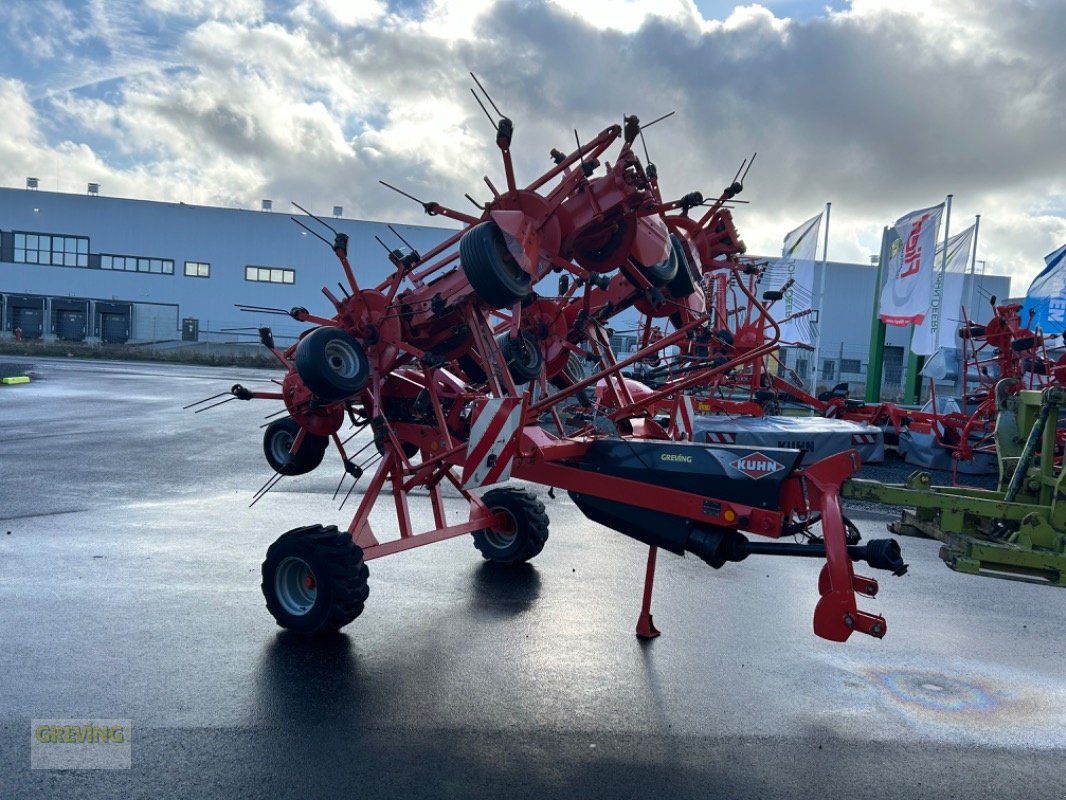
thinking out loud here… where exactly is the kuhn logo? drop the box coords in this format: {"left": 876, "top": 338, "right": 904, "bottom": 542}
{"left": 730, "top": 452, "right": 784, "bottom": 479}
{"left": 660, "top": 453, "right": 693, "bottom": 464}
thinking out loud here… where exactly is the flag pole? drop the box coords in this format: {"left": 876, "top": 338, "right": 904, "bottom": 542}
{"left": 933, "top": 194, "right": 954, "bottom": 352}
{"left": 904, "top": 194, "right": 951, "bottom": 403}
{"left": 865, "top": 226, "right": 889, "bottom": 402}
{"left": 966, "top": 214, "right": 981, "bottom": 319}
{"left": 810, "top": 201, "right": 831, "bottom": 398}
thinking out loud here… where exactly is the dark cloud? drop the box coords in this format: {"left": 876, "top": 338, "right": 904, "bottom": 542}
{"left": 1, "top": 0, "right": 1064, "bottom": 284}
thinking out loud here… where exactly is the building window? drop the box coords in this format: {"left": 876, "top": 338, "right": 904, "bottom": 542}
{"left": 100, "top": 254, "right": 175, "bottom": 275}
{"left": 245, "top": 265, "right": 295, "bottom": 284}
{"left": 840, "top": 358, "right": 862, "bottom": 374}
{"left": 184, "top": 261, "right": 211, "bottom": 278}
{"left": 12, "top": 231, "right": 89, "bottom": 267}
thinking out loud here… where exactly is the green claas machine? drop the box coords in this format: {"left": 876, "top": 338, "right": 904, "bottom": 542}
{"left": 844, "top": 382, "right": 1066, "bottom": 586}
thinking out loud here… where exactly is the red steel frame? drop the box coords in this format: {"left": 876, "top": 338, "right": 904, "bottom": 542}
{"left": 219, "top": 95, "right": 902, "bottom": 644}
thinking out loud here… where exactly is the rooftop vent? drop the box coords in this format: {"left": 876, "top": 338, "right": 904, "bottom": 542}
{"left": 87, "top": 183, "right": 100, "bottom": 196}
{"left": 261, "top": 199, "right": 272, "bottom": 211}
{"left": 26, "top": 177, "right": 38, "bottom": 190}
{"left": 333, "top": 205, "right": 343, "bottom": 218}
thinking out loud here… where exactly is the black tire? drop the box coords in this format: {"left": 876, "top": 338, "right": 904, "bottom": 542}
{"left": 633, "top": 235, "right": 678, "bottom": 288}
{"left": 263, "top": 417, "right": 329, "bottom": 475}
{"left": 262, "top": 525, "right": 369, "bottom": 635}
{"left": 497, "top": 330, "right": 543, "bottom": 384}
{"left": 713, "top": 328, "right": 735, "bottom": 347}
{"left": 461, "top": 221, "right": 532, "bottom": 309}
{"left": 457, "top": 352, "right": 488, "bottom": 385}
{"left": 665, "top": 234, "right": 698, "bottom": 298}
{"left": 472, "top": 487, "right": 550, "bottom": 564}
{"left": 295, "top": 327, "right": 370, "bottom": 402}
{"left": 549, "top": 351, "right": 584, "bottom": 390}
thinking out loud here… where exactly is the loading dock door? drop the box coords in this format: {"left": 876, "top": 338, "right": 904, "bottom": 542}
{"left": 56, "top": 310, "right": 88, "bottom": 341}
{"left": 53, "top": 299, "right": 90, "bottom": 342}
{"left": 12, "top": 306, "right": 43, "bottom": 339}
{"left": 101, "top": 313, "right": 130, "bottom": 343}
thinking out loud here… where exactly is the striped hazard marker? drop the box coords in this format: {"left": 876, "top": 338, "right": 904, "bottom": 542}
{"left": 705, "top": 430, "right": 737, "bottom": 444}
{"left": 462, "top": 397, "right": 525, "bottom": 490}
{"left": 670, "top": 394, "right": 696, "bottom": 440}
{"left": 851, "top": 432, "right": 878, "bottom": 445}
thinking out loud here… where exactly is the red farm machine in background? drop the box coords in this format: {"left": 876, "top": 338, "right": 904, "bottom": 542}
{"left": 197, "top": 81, "right": 908, "bottom": 645}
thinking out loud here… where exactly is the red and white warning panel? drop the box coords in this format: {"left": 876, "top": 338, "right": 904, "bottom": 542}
{"left": 669, "top": 394, "right": 696, "bottom": 440}
{"left": 462, "top": 397, "right": 526, "bottom": 489}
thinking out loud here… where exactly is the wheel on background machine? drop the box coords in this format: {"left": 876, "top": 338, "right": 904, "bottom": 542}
{"left": 294, "top": 326, "right": 370, "bottom": 401}
{"left": 472, "top": 487, "right": 550, "bottom": 565}
{"left": 261, "top": 525, "right": 369, "bottom": 635}
{"left": 460, "top": 221, "right": 533, "bottom": 309}
{"left": 262, "top": 417, "right": 329, "bottom": 475}
{"left": 497, "top": 330, "right": 544, "bottom": 384}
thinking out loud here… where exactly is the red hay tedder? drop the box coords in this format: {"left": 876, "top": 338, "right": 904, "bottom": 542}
{"left": 198, "top": 81, "right": 908, "bottom": 645}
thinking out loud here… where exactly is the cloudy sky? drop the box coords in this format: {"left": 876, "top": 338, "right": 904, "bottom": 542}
{"left": 1, "top": 0, "right": 1063, "bottom": 290}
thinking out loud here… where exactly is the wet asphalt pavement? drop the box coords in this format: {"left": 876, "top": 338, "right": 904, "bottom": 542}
{"left": 1, "top": 358, "right": 1065, "bottom": 799}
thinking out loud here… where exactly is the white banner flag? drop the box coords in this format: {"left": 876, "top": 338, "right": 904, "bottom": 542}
{"left": 879, "top": 203, "right": 944, "bottom": 327}
{"left": 764, "top": 213, "right": 822, "bottom": 344}
{"left": 911, "top": 225, "right": 975, "bottom": 355}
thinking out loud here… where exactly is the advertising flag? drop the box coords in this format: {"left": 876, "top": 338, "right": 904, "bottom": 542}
{"left": 879, "top": 203, "right": 944, "bottom": 326}
{"left": 1025, "top": 243, "right": 1066, "bottom": 333}
{"left": 763, "top": 213, "right": 822, "bottom": 343}
{"left": 911, "top": 225, "right": 975, "bottom": 355}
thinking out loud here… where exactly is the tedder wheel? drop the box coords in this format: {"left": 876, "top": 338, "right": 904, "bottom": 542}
{"left": 472, "top": 487, "right": 550, "bottom": 564}
{"left": 294, "top": 326, "right": 371, "bottom": 402}
{"left": 635, "top": 239, "right": 678, "bottom": 288}
{"left": 263, "top": 417, "right": 329, "bottom": 475}
{"left": 460, "top": 221, "right": 532, "bottom": 309}
{"left": 664, "top": 234, "right": 698, "bottom": 298}
{"left": 262, "top": 525, "right": 369, "bottom": 635}
{"left": 497, "top": 330, "right": 543, "bottom": 384}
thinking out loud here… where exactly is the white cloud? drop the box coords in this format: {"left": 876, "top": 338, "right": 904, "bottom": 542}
{"left": 291, "top": 0, "right": 387, "bottom": 28}
{"left": 548, "top": 0, "right": 700, "bottom": 33}
{"left": 143, "top": 0, "right": 265, "bottom": 22}
{"left": 2, "top": 0, "right": 1065, "bottom": 290}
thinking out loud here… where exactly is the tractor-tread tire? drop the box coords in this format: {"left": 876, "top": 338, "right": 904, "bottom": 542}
{"left": 294, "top": 326, "right": 370, "bottom": 402}
{"left": 262, "top": 525, "right": 369, "bottom": 635}
{"left": 263, "top": 417, "right": 329, "bottom": 475}
{"left": 472, "top": 487, "right": 550, "bottom": 565}
{"left": 461, "top": 222, "right": 532, "bottom": 309}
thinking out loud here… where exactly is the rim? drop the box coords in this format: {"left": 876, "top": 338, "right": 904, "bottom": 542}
{"left": 492, "top": 226, "right": 531, "bottom": 284}
{"left": 503, "top": 333, "right": 540, "bottom": 371}
{"left": 324, "top": 338, "right": 362, "bottom": 379}
{"left": 483, "top": 508, "right": 517, "bottom": 551}
{"left": 513, "top": 340, "right": 539, "bottom": 370}
{"left": 269, "top": 429, "right": 295, "bottom": 465}
{"left": 275, "top": 556, "right": 318, "bottom": 616}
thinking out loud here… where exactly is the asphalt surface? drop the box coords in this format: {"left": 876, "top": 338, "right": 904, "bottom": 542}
{"left": 1, "top": 357, "right": 1065, "bottom": 799}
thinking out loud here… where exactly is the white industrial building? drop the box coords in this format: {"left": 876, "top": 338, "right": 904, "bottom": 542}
{"left": 0, "top": 186, "right": 454, "bottom": 347}
{"left": 0, "top": 185, "right": 1010, "bottom": 398}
